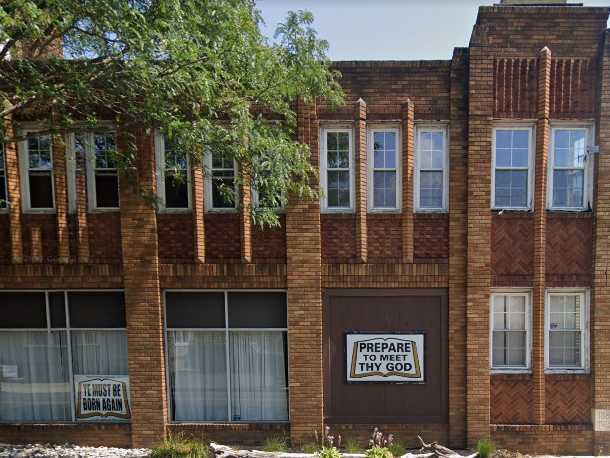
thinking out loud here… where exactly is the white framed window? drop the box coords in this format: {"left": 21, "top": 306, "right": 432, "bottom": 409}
{"left": 204, "top": 152, "right": 237, "bottom": 211}
{"left": 368, "top": 127, "right": 400, "bottom": 211}
{"left": 491, "top": 127, "right": 534, "bottom": 210}
{"left": 155, "top": 133, "right": 191, "bottom": 211}
{"left": 0, "top": 142, "right": 7, "bottom": 210}
{"left": 490, "top": 291, "right": 531, "bottom": 372}
{"left": 415, "top": 126, "right": 448, "bottom": 212}
{"left": 320, "top": 127, "right": 354, "bottom": 212}
{"left": 548, "top": 127, "right": 592, "bottom": 211}
{"left": 20, "top": 133, "right": 55, "bottom": 212}
{"left": 545, "top": 289, "right": 589, "bottom": 372}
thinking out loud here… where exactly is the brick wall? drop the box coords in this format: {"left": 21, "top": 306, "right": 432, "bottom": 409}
{"left": 413, "top": 213, "right": 449, "bottom": 261}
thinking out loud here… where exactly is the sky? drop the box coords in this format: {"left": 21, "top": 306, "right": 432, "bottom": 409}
{"left": 257, "top": 0, "right": 610, "bottom": 61}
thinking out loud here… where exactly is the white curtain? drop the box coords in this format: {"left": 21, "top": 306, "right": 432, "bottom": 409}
{"left": 230, "top": 331, "right": 288, "bottom": 421}
{"left": 168, "top": 331, "right": 228, "bottom": 421}
{"left": 71, "top": 330, "right": 128, "bottom": 375}
{"left": 0, "top": 331, "right": 71, "bottom": 422}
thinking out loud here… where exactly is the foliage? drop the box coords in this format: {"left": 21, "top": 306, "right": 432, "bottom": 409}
{"left": 342, "top": 438, "right": 363, "bottom": 454}
{"left": 365, "top": 446, "right": 393, "bottom": 458}
{"left": 369, "top": 427, "right": 394, "bottom": 449}
{"left": 263, "top": 436, "right": 290, "bottom": 453}
{"left": 386, "top": 441, "right": 405, "bottom": 458}
{"left": 302, "top": 443, "right": 320, "bottom": 454}
{"left": 314, "top": 426, "right": 342, "bottom": 449}
{"left": 316, "top": 446, "right": 342, "bottom": 458}
{"left": 0, "top": 0, "right": 344, "bottom": 227}
{"left": 150, "top": 433, "right": 209, "bottom": 458}
{"left": 476, "top": 439, "right": 496, "bottom": 458}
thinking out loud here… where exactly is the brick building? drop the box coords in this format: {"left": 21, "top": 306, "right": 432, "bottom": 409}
{"left": 2, "top": 0, "right": 610, "bottom": 454}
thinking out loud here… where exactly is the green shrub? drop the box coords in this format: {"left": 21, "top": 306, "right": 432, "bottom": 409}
{"left": 365, "top": 446, "right": 393, "bottom": 458}
{"left": 476, "top": 439, "right": 496, "bottom": 458}
{"left": 303, "top": 442, "right": 320, "bottom": 454}
{"left": 387, "top": 442, "right": 405, "bottom": 458}
{"left": 150, "top": 434, "right": 209, "bottom": 458}
{"left": 317, "top": 446, "right": 342, "bottom": 458}
{"left": 263, "top": 436, "right": 290, "bottom": 453}
{"left": 343, "top": 438, "right": 362, "bottom": 454}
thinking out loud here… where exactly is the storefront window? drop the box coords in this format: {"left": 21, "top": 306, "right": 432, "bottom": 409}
{"left": 166, "top": 291, "right": 288, "bottom": 422}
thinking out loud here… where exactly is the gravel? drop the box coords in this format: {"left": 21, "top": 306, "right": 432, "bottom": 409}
{"left": 0, "top": 444, "right": 150, "bottom": 458}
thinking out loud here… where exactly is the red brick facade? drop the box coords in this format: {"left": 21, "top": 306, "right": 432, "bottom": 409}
{"left": 1, "top": 3, "right": 610, "bottom": 455}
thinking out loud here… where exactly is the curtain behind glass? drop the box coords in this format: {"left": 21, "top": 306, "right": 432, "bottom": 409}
{"left": 230, "top": 331, "right": 288, "bottom": 421}
{"left": 0, "top": 331, "right": 71, "bottom": 422}
{"left": 71, "top": 331, "right": 128, "bottom": 375}
{"left": 168, "top": 331, "right": 228, "bottom": 421}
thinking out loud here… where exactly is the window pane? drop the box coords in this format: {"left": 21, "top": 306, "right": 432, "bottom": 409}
{"left": 49, "top": 291, "right": 66, "bottom": 328}
{"left": 492, "top": 331, "right": 507, "bottom": 366}
{"left": 327, "top": 132, "right": 338, "bottom": 151}
{"left": 166, "top": 292, "right": 225, "bottom": 328}
{"left": 554, "top": 130, "right": 586, "bottom": 167}
{"left": 168, "top": 330, "right": 228, "bottom": 421}
{"left": 165, "top": 171, "right": 189, "bottom": 208}
{"left": 496, "top": 148, "right": 511, "bottom": 168}
{"left": 0, "top": 331, "right": 71, "bottom": 422}
{"left": 28, "top": 136, "right": 52, "bottom": 170}
{"left": 29, "top": 172, "right": 54, "bottom": 208}
{"left": 327, "top": 170, "right": 350, "bottom": 208}
{"left": 68, "top": 292, "right": 126, "bottom": 328}
{"left": 495, "top": 170, "right": 527, "bottom": 208}
{"left": 228, "top": 292, "right": 287, "bottom": 328}
{"left": 496, "top": 130, "right": 512, "bottom": 149}
{"left": 211, "top": 173, "right": 235, "bottom": 208}
{"left": 0, "top": 292, "right": 47, "bottom": 328}
{"left": 94, "top": 134, "right": 117, "bottom": 169}
{"left": 549, "top": 331, "right": 581, "bottom": 367}
{"left": 373, "top": 171, "right": 396, "bottom": 208}
{"left": 230, "top": 331, "right": 288, "bottom": 421}
{"left": 552, "top": 170, "right": 583, "bottom": 208}
{"left": 71, "top": 330, "right": 128, "bottom": 376}
{"left": 420, "top": 170, "right": 442, "bottom": 208}
{"left": 0, "top": 173, "right": 6, "bottom": 208}
{"left": 95, "top": 173, "right": 119, "bottom": 208}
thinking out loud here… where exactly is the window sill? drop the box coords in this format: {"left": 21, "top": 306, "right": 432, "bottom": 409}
{"left": 23, "top": 209, "right": 56, "bottom": 215}
{"left": 414, "top": 209, "right": 448, "bottom": 214}
{"left": 89, "top": 208, "right": 120, "bottom": 213}
{"left": 545, "top": 368, "right": 589, "bottom": 375}
{"left": 205, "top": 208, "right": 238, "bottom": 214}
{"left": 490, "top": 368, "right": 531, "bottom": 375}
{"left": 491, "top": 207, "right": 532, "bottom": 212}
{"left": 546, "top": 207, "right": 590, "bottom": 213}
{"left": 321, "top": 208, "right": 355, "bottom": 214}
{"left": 168, "top": 420, "right": 290, "bottom": 425}
{"left": 158, "top": 208, "right": 192, "bottom": 214}
{"left": 368, "top": 208, "right": 401, "bottom": 214}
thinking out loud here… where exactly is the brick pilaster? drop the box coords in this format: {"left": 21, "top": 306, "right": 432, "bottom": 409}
{"left": 30, "top": 226, "right": 42, "bottom": 263}
{"left": 52, "top": 135, "right": 70, "bottom": 263}
{"left": 466, "top": 41, "right": 494, "bottom": 446}
{"left": 119, "top": 130, "right": 167, "bottom": 448}
{"left": 75, "top": 141, "right": 90, "bottom": 263}
{"left": 3, "top": 116, "right": 23, "bottom": 263}
{"left": 401, "top": 100, "right": 414, "bottom": 263}
{"left": 239, "top": 165, "right": 252, "bottom": 263}
{"left": 286, "top": 100, "right": 323, "bottom": 444}
{"left": 592, "top": 30, "right": 610, "bottom": 455}
{"left": 532, "top": 46, "right": 551, "bottom": 426}
{"left": 354, "top": 98, "right": 367, "bottom": 263}
{"left": 191, "top": 160, "right": 205, "bottom": 262}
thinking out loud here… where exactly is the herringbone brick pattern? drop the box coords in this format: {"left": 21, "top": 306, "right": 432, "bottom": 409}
{"left": 546, "top": 215, "right": 592, "bottom": 276}
{"left": 491, "top": 375, "right": 534, "bottom": 424}
{"left": 414, "top": 213, "right": 449, "bottom": 260}
{"left": 546, "top": 375, "right": 592, "bottom": 424}
{"left": 491, "top": 214, "right": 534, "bottom": 278}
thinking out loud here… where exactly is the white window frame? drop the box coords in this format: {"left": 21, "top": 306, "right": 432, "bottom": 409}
{"left": 320, "top": 126, "right": 355, "bottom": 213}
{"left": 414, "top": 125, "right": 449, "bottom": 212}
{"left": 65, "top": 133, "right": 77, "bottom": 215}
{"left": 489, "top": 290, "right": 532, "bottom": 373}
{"left": 154, "top": 132, "right": 192, "bottom": 212}
{"left": 81, "top": 131, "right": 119, "bottom": 212}
{"left": 163, "top": 288, "right": 289, "bottom": 424}
{"left": 544, "top": 288, "right": 590, "bottom": 373}
{"left": 0, "top": 142, "right": 8, "bottom": 213}
{"left": 367, "top": 126, "right": 401, "bottom": 212}
{"left": 547, "top": 124, "right": 593, "bottom": 211}
{"left": 19, "top": 131, "right": 55, "bottom": 213}
{"left": 204, "top": 151, "right": 238, "bottom": 212}
{"left": 491, "top": 125, "right": 535, "bottom": 211}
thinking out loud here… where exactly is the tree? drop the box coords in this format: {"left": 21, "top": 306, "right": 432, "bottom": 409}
{"left": 0, "top": 0, "right": 343, "bottom": 226}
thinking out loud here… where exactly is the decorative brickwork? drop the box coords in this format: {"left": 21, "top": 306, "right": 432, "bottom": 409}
{"left": 52, "top": 134, "right": 70, "bottom": 263}
{"left": 191, "top": 160, "right": 205, "bottom": 262}
{"left": 3, "top": 117, "right": 22, "bottom": 263}
{"left": 401, "top": 101, "right": 414, "bottom": 263}
{"left": 546, "top": 374, "right": 592, "bottom": 425}
{"left": 491, "top": 375, "right": 534, "bottom": 424}
{"left": 413, "top": 213, "right": 449, "bottom": 261}
{"left": 491, "top": 424, "right": 593, "bottom": 455}
{"left": 491, "top": 213, "right": 534, "bottom": 286}
{"left": 355, "top": 98, "right": 367, "bottom": 263}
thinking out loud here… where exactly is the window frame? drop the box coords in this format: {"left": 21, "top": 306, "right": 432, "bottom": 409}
{"left": 83, "top": 131, "right": 120, "bottom": 212}
{"left": 367, "top": 126, "right": 401, "bottom": 212}
{"left": 204, "top": 151, "right": 238, "bottom": 212}
{"left": 163, "top": 288, "right": 289, "bottom": 424}
{"left": 154, "top": 132, "right": 192, "bottom": 213}
{"left": 320, "top": 126, "right": 355, "bottom": 213}
{"left": 491, "top": 125, "right": 535, "bottom": 211}
{"left": 544, "top": 288, "right": 590, "bottom": 373}
{"left": 19, "top": 131, "right": 56, "bottom": 213}
{"left": 414, "top": 125, "right": 449, "bottom": 212}
{"left": 0, "top": 141, "right": 7, "bottom": 212}
{"left": 489, "top": 290, "right": 532, "bottom": 373}
{"left": 547, "top": 124, "right": 593, "bottom": 212}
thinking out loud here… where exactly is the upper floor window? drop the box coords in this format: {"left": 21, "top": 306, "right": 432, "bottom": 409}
{"left": 368, "top": 128, "right": 399, "bottom": 211}
{"left": 491, "top": 291, "right": 530, "bottom": 371}
{"left": 546, "top": 290, "right": 589, "bottom": 372}
{"left": 321, "top": 128, "right": 353, "bottom": 212}
{"left": 21, "top": 134, "right": 54, "bottom": 211}
{"left": 0, "top": 143, "right": 6, "bottom": 209}
{"left": 205, "top": 152, "right": 236, "bottom": 210}
{"left": 415, "top": 127, "right": 448, "bottom": 211}
{"left": 155, "top": 134, "right": 190, "bottom": 210}
{"left": 492, "top": 127, "right": 532, "bottom": 210}
{"left": 548, "top": 127, "right": 590, "bottom": 210}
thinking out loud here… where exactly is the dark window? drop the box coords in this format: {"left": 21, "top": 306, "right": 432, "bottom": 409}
{"left": 27, "top": 135, "right": 54, "bottom": 209}
{"left": 165, "top": 172, "right": 188, "bottom": 208}
{"left": 228, "top": 292, "right": 287, "bottom": 328}
{"left": 95, "top": 174, "right": 119, "bottom": 207}
{"left": 68, "top": 291, "right": 126, "bottom": 328}
{"left": 166, "top": 292, "right": 225, "bottom": 328}
{"left": 0, "top": 143, "right": 6, "bottom": 208}
{"left": 94, "top": 133, "right": 119, "bottom": 208}
{"left": 29, "top": 173, "right": 54, "bottom": 208}
{"left": 211, "top": 154, "right": 235, "bottom": 209}
{"left": 49, "top": 291, "right": 66, "bottom": 328}
{"left": 0, "top": 292, "right": 47, "bottom": 328}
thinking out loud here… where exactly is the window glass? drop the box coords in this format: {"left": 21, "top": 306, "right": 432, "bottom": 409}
{"left": 326, "top": 131, "right": 351, "bottom": 209}
{"left": 491, "top": 294, "right": 528, "bottom": 368}
{"left": 418, "top": 130, "right": 445, "bottom": 210}
{"left": 27, "top": 135, "right": 54, "bottom": 209}
{"left": 68, "top": 292, "right": 126, "bottom": 328}
{"left": 0, "top": 143, "right": 6, "bottom": 208}
{"left": 372, "top": 131, "right": 397, "bottom": 209}
{"left": 548, "top": 294, "right": 583, "bottom": 368}
{"left": 210, "top": 153, "right": 235, "bottom": 209}
{"left": 0, "top": 292, "right": 47, "bottom": 328}
{"left": 166, "top": 292, "right": 225, "bottom": 328}
{"left": 163, "top": 137, "right": 189, "bottom": 209}
{"left": 228, "top": 292, "right": 287, "bottom": 328}
{"left": 552, "top": 129, "right": 587, "bottom": 209}
{"left": 49, "top": 291, "right": 66, "bottom": 328}
{"left": 494, "top": 129, "right": 530, "bottom": 209}
{"left": 93, "top": 133, "right": 119, "bottom": 208}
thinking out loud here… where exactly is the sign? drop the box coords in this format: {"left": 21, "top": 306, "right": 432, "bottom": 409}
{"left": 74, "top": 375, "right": 131, "bottom": 421}
{"left": 346, "top": 333, "right": 424, "bottom": 382}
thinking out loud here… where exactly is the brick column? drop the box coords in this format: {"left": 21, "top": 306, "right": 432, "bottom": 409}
{"left": 466, "top": 41, "right": 494, "bottom": 446}
{"left": 75, "top": 141, "right": 90, "bottom": 263}
{"left": 532, "top": 46, "right": 551, "bottom": 426}
{"left": 52, "top": 134, "right": 70, "bottom": 263}
{"left": 448, "top": 47, "right": 468, "bottom": 449}
{"left": 354, "top": 98, "right": 367, "bottom": 263}
{"left": 119, "top": 130, "right": 167, "bottom": 448}
{"left": 239, "top": 165, "right": 252, "bottom": 263}
{"left": 286, "top": 100, "right": 323, "bottom": 444}
{"left": 401, "top": 100, "right": 414, "bottom": 263}
{"left": 592, "top": 30, "right": 610, "bottom": 455}
{"left": 191, "top": 160, "right": 205, "bottom": 262}
{"left": 30, "top": 226, "right": 42, "bottom": 263}
{"left": 3, "top": 116, "right": 23, "bottom": 263}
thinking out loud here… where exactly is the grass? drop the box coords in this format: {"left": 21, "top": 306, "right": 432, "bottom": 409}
{"left": 263, "top": 436, "right": 290, "bottom": 453}
{"left": 302, "top": 443, "right": 320, "bottom": 454}
{"left": 343, "top": 438, "right": 363, "bottom": 454}
{"left": 476, "top": 439, "right": 496, "bottom": 458}
{"left": 387, "top": 442, "right": 405, "bottom": 457}
{"left": 149, "top": 434, "right": 209, "bottom": 458}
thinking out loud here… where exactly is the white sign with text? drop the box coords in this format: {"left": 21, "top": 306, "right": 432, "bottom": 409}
{"left": 74, "top": 375, "right": 131, "bottom": 421}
